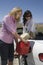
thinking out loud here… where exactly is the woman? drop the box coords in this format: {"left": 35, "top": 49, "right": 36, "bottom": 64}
{"left": 23, "top": 10, "right": 36, "bottom": 39}
{"left": 21, "top": 10, "right": 36, "bottom": 65}
{"left": 0, "top": 7, "right": 26, "bottom": 65}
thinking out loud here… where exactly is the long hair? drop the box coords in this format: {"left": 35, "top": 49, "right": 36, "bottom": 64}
{"left": 23, "top": 10, "right": 32, "bottom": 26}
{"left": 9, "top": 7, "right": 22, "bottom": 22}
{"left": 10, "top": 7, "right": 22, "bottom": 16}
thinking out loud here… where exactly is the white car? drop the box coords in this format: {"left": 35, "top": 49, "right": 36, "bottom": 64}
{"left": 25, "top": 40, "right": 43, "bottom": 65}
{"left": 32, "top": 40, "right": 43, "bottom": 65}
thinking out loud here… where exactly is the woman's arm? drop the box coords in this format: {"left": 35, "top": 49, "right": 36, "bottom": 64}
{"left": 12, "top": 32, "right": 23, "bottom": 42}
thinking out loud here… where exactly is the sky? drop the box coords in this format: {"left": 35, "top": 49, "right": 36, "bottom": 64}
{"left": 0, "top": 0, "right": 43, "bottom": 23}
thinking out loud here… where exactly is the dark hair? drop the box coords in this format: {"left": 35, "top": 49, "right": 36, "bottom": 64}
{"left": 23, "top": 10, "right": 32, "bottom": 26}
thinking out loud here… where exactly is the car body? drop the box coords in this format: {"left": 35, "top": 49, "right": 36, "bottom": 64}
{"left": 32, "top": 40, "right": 43, "bottom": 65}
